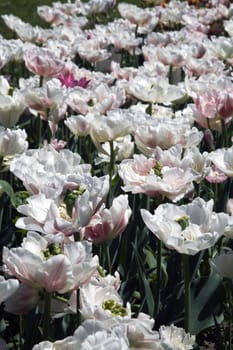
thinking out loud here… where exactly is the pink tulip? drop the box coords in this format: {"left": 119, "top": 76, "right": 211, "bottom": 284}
{"left": 24, "top": 46, "right": 64, "bottom": 78}
{"left": 80, "top": 195, "right": 132, "bottom": 243}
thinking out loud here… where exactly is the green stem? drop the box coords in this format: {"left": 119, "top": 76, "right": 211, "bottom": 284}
{"left": 146, "top": 102, "right": 153, "bottom": 116}
{"left": 75, "top": 289, "right": 81, "bottom": 329}
{"left": 39, "top": 75, "right": 44, "bottom": 88}
{"left": 168, "top": 65, "right": 173, "bottom": 84}
{"left": 103, "top": 242, "right": 111, "bottom": 273}
{"left": 43, "top": 292, "right": 51, "bottom": 340}
{"left": 109, "top": 140, "right": 115, "bottom": 183}
{"left": 221, "top": 119, "right": 226, "bottom": 148}
{"left": 155, "top": 239, "right": 162, "bottom": 317}
{"left": 107, "top": 140, "right": 115, "bottom": 207}
{"left": 183, "top": 254, "right": 191, "bottom": 333}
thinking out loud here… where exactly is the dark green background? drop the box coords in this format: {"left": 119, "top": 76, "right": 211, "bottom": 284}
{"left": 0, "top": 0, "right": 67, "bottom": 38}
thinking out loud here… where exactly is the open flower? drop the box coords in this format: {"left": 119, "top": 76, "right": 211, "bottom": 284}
{"left": 79, "top": 272, "right": 130, "bottom": 320}
{"left": 159, "top": 325, "right": 195, "bottom": 350}
{"left": 10, "top": 144, "right": 91, "bottom": 200}
{"left": 209, "top": 146, "right": 233, "bottom": 177}
{"left": 24, "top": 46, "right": 65, "bottom": 78}
{"left": 0, "top": 276, "right": 19, "bottom": 304}
{"left": 80, "top": 195, "right": 132, "bottom": 243}
{"left": 3, "top": 231, "right": 98, "bottom": 293}
{"left": 33, "top": 319, "right": 130, "bottom": 350}
{"left": 0, "top": 127, "right": 28, "bottom": 157}
{"left": 141, "top": 197, "right": 228, "bottom": 255}
{"left": 118, "top": 149, "right": 198, "bottom": 202}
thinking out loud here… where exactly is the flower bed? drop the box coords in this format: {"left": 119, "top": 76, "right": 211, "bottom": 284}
{"left": 0, "top": 0, "right": 233, "bottom": 348}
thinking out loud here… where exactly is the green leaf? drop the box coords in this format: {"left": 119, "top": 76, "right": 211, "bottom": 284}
{"left": 132, "top": 243, "right": 155, "bottom": 317}
{"left": 190, "top": 273, "right": 224, "bottom": 335}
{"left": 0, "top": 180, "right": 17, "bottom": 207}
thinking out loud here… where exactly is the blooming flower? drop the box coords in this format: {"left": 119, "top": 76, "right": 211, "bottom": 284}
{"left": 0, "top": 127, "right": 28, "bottom": 157}
{"left": 159, "top": 324, "right": 196, "bottom": 350}
{"left": 208, "top": 146, "right": 233, "bottom": 177}
{"left": 3, "top": 231, "right": 74, "bottom": 293}
{"left": 126, "top": 74, "right": 186, "bottom": 104}
{"left": 80, "top": 195, "right": 132, "bottom": 243}
{"left": 0, "top": 276, "right": 19, "bottom": 304}
{"left": 24, "top": 46, "right": 65, "bottom": 78}
{"left": 141, "top": 197, "right": 228, "bottom": 255}
{"left": 3, "top": 231, "right": 98, "bottom": 293}
{"left": 33, "top": 319, "right": 130, "bottom": 350}
{"left": 10, "top": 144, "right": 91, "bottom": 200}
{"left": 118, "top": 148, "right": 198, "bottom": 202}
{"left": 79, "top": 271, "right": 130, "bottom": 320}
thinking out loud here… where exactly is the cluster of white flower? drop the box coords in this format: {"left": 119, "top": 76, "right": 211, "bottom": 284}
{"left": 0, "top": 0, "right": 233, "bottom": 348}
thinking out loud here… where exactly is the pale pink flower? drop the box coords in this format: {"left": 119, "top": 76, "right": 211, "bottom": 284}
{"left": 110, "top": 61, "right": 138, "bottom": 81}
{"left": 72, "top": 175, "right": 110, "bottom": 228}
{"left": 16, "top": 175, "right": 109, "bottom": 235}
{"left": 111, "top": 31, "right": 143, "bottom": 55}
{"left": 118, "top": 151, "right": 198, "bottom": 202}
{"left": 84, "top": 0, "right": 116, "bottom": 15}
{"left": 80, "top": 195, "right": 132, "bottom": 242}
{"left": 79, "top": 272, "right": 128, "bottom": 320}
{"left": 224, "top": 18, "right": 233, "bottom": 37}
{"left": 0, "top": 276, "right": 19, "bottom": 304}
{"left": 24, "top": 46, "right": 65, "bottom": 78}
{"left": 159, "top": 325, "right": 195, "bottom": 350}
{"left": 50, "top": 138, "right": 67, "bottom": 151}
{"left": 205, "top": 165, "right": 228, "bottom": 183}
{"left": 65, "top": 113, "right": 93, "bottom": 136}
{"left": 209, "top": 146, "right": 233, "bottom": 177}
{"left": 126, "top": 74, "right": 186, "bottom": 104}
{"left": 118, "top": 2, "right": 156, "bottom": 30}
{"left": 75, "top": 39, "right": 111, "bottom": 64}
{"left": 194, "top": 89, "right": 233, "bottom": 120}
{"left": 19, "top": 78, "right": 68, "bottom": 129}
{"left": 89, "top": 109, "right": 133, "bottom": 150}
{"left": 33, "top": 319, "right": 130, "bottom": 350}
{"left": 2, "top": 14, "right": 38, "bottom": 41}
{"left": 208, "top": 36, "right": 233, "bottom": 61}
{"left": 184, "top": 57, "right": 225, "bottom": 77}
{"left": 141, "top": 197, "right": 228, "bottom": 255}
{"left": 67, "top": 86, "right": 92, "bottom": 115}
{"left": 0, "top": 92, "right": 25, "bottom": 128}
{"left": 10, "top": 144, "right": 91, "bottom": 199}
{"left": 3, "top": 231, "right": 74, "bottom": 293}
{"left": 96, "top": 135, "right": 134, "bottom": 164}
{"left": 156, "top": 46, "right": 184, "bottom": 67}
{"left": 226, "top": 199, "right": 233, "bottom": 216}
{"left": 4, "top": 283, "right": 40, "bottom": 314}
{"left": 3, "top": 231, "right": 98, "bottom": 294}
{"left": 15, "top": 193, "right": 74, "bottom": 236}
{"left": 0, "top": 40, "right": 20, "bottom": 69}
{"left": 0, "top": 127, "right": 28, "bottom": 157}
{"left": 64, "top": 240, "right": 99, "bottom": 290}
{"left": 134, "top": 118, "right": 202, "bottom": 156}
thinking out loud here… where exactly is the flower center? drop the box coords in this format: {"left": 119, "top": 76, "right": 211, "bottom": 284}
{"left": 63, "top": 187, "right": 86, "bottom": 217}
{"left": 102, "top": 299, "right": 128, "bottom": 317}
{"left": 175, "top": 215, "right": 189, "bottom": 231}
{"left": 153, "top": 161, "right": 163, "bottom": 177}
{"left": 42, "top": 243, "right": 63, "bottom": 260}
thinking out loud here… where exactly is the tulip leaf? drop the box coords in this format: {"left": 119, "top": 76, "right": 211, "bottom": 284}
{"left": 157, "top": 272, "right": 224, "bottom": 336}
{"left": 190, "top": 273, "right": 224, "bottom": 335}
{"left": 132, "top": 242, "right": 155, "bottom": 317}
{"left": 0, "top": 180, "right": 17, "bottom": 207}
